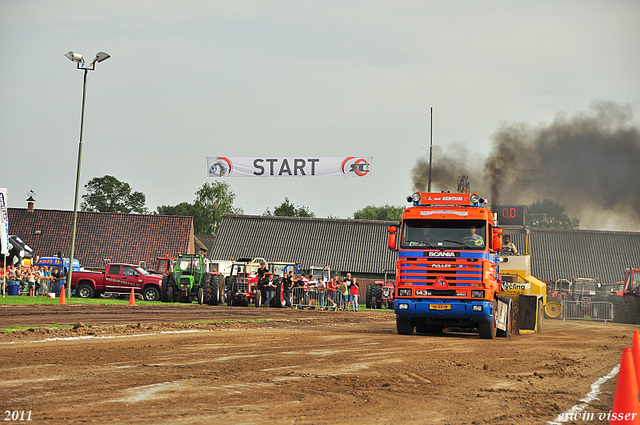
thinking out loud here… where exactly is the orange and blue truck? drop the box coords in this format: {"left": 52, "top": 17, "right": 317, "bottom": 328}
{"left": 387, "top": 191, "right": 544, "bottom": 339}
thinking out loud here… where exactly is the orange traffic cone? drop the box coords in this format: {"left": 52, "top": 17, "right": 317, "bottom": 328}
{"left": 632, "top": 331, "right": 640, "bottom": 389}
{"left": 59, "top": 285, "right": 66, "bottom": 305}
{"left": 611, "top": 347, "right": 640, "bottom": 424}
{"left": 128, "top": 288, "right": 136, "bottom": 306}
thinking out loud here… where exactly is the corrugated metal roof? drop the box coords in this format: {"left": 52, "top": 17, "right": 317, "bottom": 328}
{"left": 213, "top": 215, "right": 640, "bottom": 282}
{"left": 507, "top": 228, "right": 640, "bottom": 284}
{"left": 208, "top": 214, "right": 399, "bottom": 274}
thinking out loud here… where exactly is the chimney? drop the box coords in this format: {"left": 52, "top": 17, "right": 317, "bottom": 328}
{"left": 26, "top": 190, "right": 35, "bottom": 212}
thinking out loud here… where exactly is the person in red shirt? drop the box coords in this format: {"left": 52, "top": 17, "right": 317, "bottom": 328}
{"left": 349, "top": 277, "right": 360, "bottom": 311}
{"left": 327, "top": 276, "right": 338, "bottom": 310}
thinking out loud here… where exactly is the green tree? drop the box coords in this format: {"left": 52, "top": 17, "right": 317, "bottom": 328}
{"left": 81, "top": 175, "right": 147, "bottom": 213}
{"left": 526, "top": 199, "right": 580, "bottom": 229}
{"left": 264, "top": 198, "right": 315, "bottom": 217}
{"left": 195, "top": 182, "right": 243, "bottom": 234}
{"left": 156, "top": 182, "right": 243, "bottom": 234}
{"left": 353, "top": 204, "right": 404, "bottom": 221}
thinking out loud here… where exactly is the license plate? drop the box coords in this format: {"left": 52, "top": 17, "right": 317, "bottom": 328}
{"left": 429, "top": 304, "right": 451, "bottom": 310}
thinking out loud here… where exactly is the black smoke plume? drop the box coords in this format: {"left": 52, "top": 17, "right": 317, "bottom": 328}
{"left": 411, "top": 101, "right": 640, "bottom": 230}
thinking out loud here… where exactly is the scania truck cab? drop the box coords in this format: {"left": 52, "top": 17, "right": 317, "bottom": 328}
{"left": 388, "top": 192, "right": 506, "bottom": 339}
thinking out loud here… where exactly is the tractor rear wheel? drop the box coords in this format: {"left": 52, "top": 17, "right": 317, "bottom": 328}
{"left": 161, "top": 275, "right": 169, "bottom": 302}
{"left": 211, "top": 275, "right": 224, "bottom": 305}
{"left": 226, "top": 276, "right": 237, "bottom": 306}
{"left": 371, "top": 284, "right": 382, "bottom": 309}
{"left": 274, "top": 279, "right": 285, "bottom": 307}
{"left": 609, "top": 295, "right": 627, "bottom": 323}
{"left": 544, "top": 297, "right": 562, "bottom": 319}
{"left": 365, "top": 283, "right": 372, "bottom": 309}
{"left": 201, "top": 273, "right": 213, "bottom": 305}
{"left": 167, "top": 286, "right": 174, "bottom": 303}
{"left": 624, "top": 295, "right": 640, "bottom": 325}
{"left": 197, "top": 287, "right": 204, "bottom": 305}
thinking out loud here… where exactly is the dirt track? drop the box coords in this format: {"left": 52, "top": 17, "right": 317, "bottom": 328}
{"left": 0, "top": 305, "right": 637, "bottom": 424}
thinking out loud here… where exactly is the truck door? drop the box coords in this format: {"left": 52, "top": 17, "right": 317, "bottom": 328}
{"left": 105, "top": 264, "right": 123, "bottom": 292}
{"left": 121, "top": 265, "right": 144, "bottom": 292}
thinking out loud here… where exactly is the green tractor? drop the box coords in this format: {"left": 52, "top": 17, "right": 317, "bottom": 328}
{"left": 161, "top": 254, "right": 223, "bottom": 305}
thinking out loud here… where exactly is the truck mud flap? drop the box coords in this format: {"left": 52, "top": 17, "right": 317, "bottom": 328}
{"left": 517, "top": 294, "right": 538, "bottom": 331}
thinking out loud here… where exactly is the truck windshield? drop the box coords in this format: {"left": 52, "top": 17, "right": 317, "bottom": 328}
{"left": 400, "top": 219, "right": 487, "bottom": 250}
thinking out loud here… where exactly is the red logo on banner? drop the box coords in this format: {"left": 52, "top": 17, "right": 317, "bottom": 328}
{"left": 433, "top": 275, "right": 449, "bottom": 289}
{"left": 341, "top": 157, "right": 371, "bottom": 177}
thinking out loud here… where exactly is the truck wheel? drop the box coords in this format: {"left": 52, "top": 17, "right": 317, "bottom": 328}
{"left": 544, "top": 297, "right": 562, "bottom": 319}
{"left": 197, "top": 287, "right": 204, "bottom": 305}
{"left": 77, "top": 283, "right": 95, "bottom": 299}
{"left": 143, "top": 286, "right": 160, "bottom": 302}
{"left": 479, "top": 300, "right": 497, "bottom": 339}
{"left": 624, "top": 296, "right": 640, "bottom": 325}
{"left": 167, "top": 286, "right": 174, "bottom": 303}
{"left": 609, "top": 295, "right": 627, "bottom": 323}
{"left": 396, "top": 317, "right": 414, "bottom": 335}
{"left": 497, "top": 298, "right": 512, "bottom": 338}
{"left": 372, "top": 284, "right": 382, "bottom": 309}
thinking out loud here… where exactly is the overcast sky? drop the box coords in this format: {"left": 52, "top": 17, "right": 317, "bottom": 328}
{"left": 1, "top": 1, "right": 639, "bottom": 229}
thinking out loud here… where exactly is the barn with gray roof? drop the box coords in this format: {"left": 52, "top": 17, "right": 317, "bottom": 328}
{"left": 210, "top": 214, "right": 640, "bottom": 284}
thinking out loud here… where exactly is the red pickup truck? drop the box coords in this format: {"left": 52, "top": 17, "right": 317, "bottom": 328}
{"left": 70, "top": 263, "right": 163, "bottom": 301}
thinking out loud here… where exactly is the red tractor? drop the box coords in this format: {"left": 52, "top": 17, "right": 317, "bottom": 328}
{"left": 366, "top": 269, "right": 396, "bottom": 309}
{"left": 224, "top": 258, "right": 297, "bottom": 307}
{"left": 607, "top": 267, "right": 640, "bottom": 324}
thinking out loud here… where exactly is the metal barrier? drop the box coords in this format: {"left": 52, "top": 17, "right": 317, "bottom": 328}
{"left": 561, "top": 300, "right": 614, "bottom": 323}
{"left": 292, "top": 287, "right": 341, "bottom": 310}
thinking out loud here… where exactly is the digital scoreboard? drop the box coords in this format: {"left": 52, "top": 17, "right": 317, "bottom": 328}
{"left": 493, "top": 205, "right": 526, "bottom": 226}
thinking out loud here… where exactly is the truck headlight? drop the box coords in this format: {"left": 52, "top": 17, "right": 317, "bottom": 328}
{"left": 471, "top": 290, "right": 485, "bottom": 298}
{"left": 398, "top": 303, "right": 409, "bottom": 310}
{"left": 398, "top": 288, "right": 412, "bottom": 296}
{"left": 472, "top": 305, "right": 483, "bottom": 312}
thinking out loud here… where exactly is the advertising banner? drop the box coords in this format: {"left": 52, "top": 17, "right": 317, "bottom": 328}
{"left": 207, "top": 157, "right": 372, "bottom": 178}
{"left": 0, "top": 188, "right": 8, "bottom": 256}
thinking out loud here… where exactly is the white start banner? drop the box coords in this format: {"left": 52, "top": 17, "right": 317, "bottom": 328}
{"left": 0, "top": 188, "right": 8, "bottom": 256}
{"left": 206, "top": 157, "right": 372, "bottom": 178}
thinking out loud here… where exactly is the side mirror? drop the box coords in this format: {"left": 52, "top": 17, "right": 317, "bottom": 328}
{"left": 387, "top": 226, "right": 398, "bottom": 251}
{"left": 492, "top": 228, "right": 503, "bottom": 252}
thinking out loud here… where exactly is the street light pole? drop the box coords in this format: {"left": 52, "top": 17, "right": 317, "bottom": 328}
{"left": 65, "top": 51, "right": 110, "bottom": 298}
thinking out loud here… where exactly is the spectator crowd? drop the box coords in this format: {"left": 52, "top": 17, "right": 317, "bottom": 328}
{"left": 256, "top": 265, "right": 361, "bottom": 311}
{"left": 0, "top": 264, "right": 64, "bottom": 296}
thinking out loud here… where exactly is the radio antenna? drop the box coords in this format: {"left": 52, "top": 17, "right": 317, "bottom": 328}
{"left": 427, "top": 107, "right": 433, "bottom": 192}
